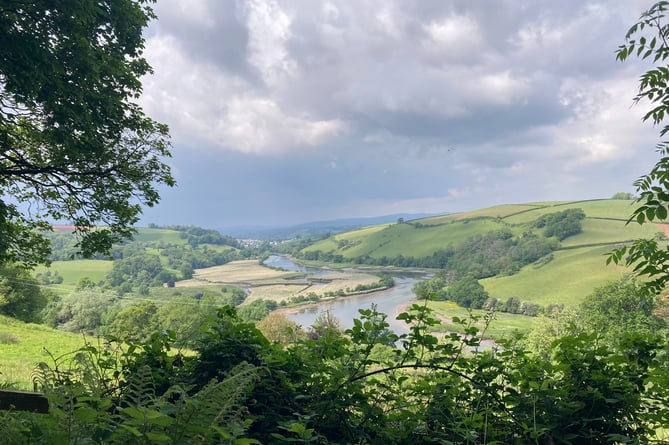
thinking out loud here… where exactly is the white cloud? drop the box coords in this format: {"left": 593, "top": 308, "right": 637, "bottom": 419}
{"left": 240, "top": 0, "right": 297, "bottom": 86}
{"left": 217, "top": 96, "right": 346, "bottom": 154}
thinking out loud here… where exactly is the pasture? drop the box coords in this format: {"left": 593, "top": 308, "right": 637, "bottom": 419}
{"left": 0, "top": 315, "right": 87, "bottom": 390}
{"left": 482, "top": 245, "right": 630, "bottom": 306}
{"left": 299, "top": 199, "right": 647, "bottom": 266}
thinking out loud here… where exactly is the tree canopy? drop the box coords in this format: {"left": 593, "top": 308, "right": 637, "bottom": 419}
{"left": 0, "top": 0, "right": 174, "bottom": 267}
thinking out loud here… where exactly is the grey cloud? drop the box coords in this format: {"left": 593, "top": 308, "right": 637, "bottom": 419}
{"left": 137, "top": 0, "right": 661, "bottom": 227}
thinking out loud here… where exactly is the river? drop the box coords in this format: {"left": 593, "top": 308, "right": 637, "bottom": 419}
{"left": 264, "top": 255, "right": 426, "bottom": 334}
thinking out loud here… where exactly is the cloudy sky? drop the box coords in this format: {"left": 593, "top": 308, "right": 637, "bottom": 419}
{"left": 137, "top": 0, "right": 659, "bottom": 230}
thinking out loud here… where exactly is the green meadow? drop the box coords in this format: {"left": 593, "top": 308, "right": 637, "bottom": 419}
{"left": 34, "top": 260, "right": 113, "bottom": 295}
{"left": 133, "top": 227, "right": 189, "bottom": 244}
{"left": 482, "top": 245, "right": 630, "bottom": 306}
{"left": 0, "top": 315, "right": 88, "bottom": 390}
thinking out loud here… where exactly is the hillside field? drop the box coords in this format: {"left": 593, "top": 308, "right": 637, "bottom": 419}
{"left": 0, "top": 315, "right": 88, "bottom": 390}
{"left": 300, "top": 198, "right": 663, "bottom": 306}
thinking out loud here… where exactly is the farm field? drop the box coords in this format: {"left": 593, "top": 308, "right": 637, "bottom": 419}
{"left": 302, "top": 199, "right": 643, "bottom": 262}
{"left": 177, "top": 260, "right": 302, "bottom": 286}
{"left": 33, "top": 260, "right": 113, "bottom": 295}
{"left": 482, "top": 245, "right": 630, "bottom": 306}
{"left": 0, "top": 315, "right": 88, "bottom": 390}
{"left": 176, "top": 260, "right": 385, "bottom": 305}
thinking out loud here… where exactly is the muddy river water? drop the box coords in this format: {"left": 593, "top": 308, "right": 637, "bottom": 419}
{"left": 264, "top": 255, "right": 428, "bottom": 333}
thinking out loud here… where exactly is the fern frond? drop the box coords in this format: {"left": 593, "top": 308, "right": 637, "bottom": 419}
{"left": 171, "top": 362, "right": 259, "bottom": 443}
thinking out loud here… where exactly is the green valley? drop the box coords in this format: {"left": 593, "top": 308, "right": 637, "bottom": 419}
{"left": 296, "top": 198, "right": 661, "bottom": 305}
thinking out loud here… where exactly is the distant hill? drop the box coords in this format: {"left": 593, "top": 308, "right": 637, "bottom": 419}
{"left": 296, "top": 199, "right": 659, "bottom": 306}
{"left": 219, "top": 213, "right": 436, "bottom": 240}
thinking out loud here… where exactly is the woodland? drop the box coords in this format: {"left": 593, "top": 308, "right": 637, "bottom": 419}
{"left": 2, "top": 1, "right": 669, "bottom": 444}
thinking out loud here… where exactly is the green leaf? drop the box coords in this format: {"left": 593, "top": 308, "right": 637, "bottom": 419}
{"left": 73, "top": 406, "right": 98, "bottom": 422}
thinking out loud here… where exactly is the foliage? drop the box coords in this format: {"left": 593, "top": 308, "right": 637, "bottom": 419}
{"left": 609, "top": 1, "right": 669, "bottom": 295}
{"left": 154, "top": 296, "right": 219, "bottom": 347}
{"left": 4, "top": 304, "right": 668, "bottom": 444}
{"left": 13, "top": 332, "right": 260, "bottom": 444}
{"left": 580, "top": 279, "right": 666, "bottom": 339}
{"left": 107, "top": 300, "right": 160, "bottom": 342}
{"left": 107, "top": 253, "right": 175, "bottom": 292}
{"left": 170, "top": 225, "right": 242, "bottom": 248}
{"left": 441, "top": 275, "right": 489, "bottom": 309}
{"left": 236, "top": 299, "right": 278, "bottom": 322}
{"left": 0, "top": 0, "right": 174, "bottom": 266}
{"left": 299, "top": 228, "right": 556, "bottom": 277}
{"left": 417, "top": 274, "right": 548, "bottom": 316}
{"left": 256, "top": 312, "right": 306, "bottom": 345}
{"left": 533, "top": 208, "right": 586, "bottom": 240}
{"left": 0, "top": 262, "right": 54, "bottom": 322}
{"left": 47, "top": 288, "right": 118, "bottom": 334}
{"left": 413, "top": 274, "right": 448, "bottom": 299}
{"left": 523, "top": 278, "right": 667, "bottom": 355}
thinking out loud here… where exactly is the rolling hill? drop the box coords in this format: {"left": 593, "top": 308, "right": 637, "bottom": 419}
{"left": 297, "top": 198, "right": 662, "bottom": 305}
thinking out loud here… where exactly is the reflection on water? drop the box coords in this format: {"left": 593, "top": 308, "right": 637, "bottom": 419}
{"left": 263, "top": 254, "right": 328, "bottom": 276}
{"left": 263, "top": 255, "right": 307, "bottom": 272}
{"left": 288, "top": 277, "right": 421, "bottom": 334}
{"left": 263, "top": 255, "right": 426, "bottom": 334}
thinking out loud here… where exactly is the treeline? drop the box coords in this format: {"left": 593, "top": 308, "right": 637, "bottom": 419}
{"left": 154, "top": 224, "right": 243, "bottom": 248}
{"left": 46, "top": 225, "right": 244, "bottom": 261}
{"left": 533, "top": 208, "right": 585, "bottom": 240}
{"left": 297, "top": 228, "right": 557, "bottom": 275}
{"left": 414, "top": 275, "right": 563, "bottom": 316}
{"left": 296, "top": 209, "right": 583, "bottom": 277}
{"left": 44, "top": 226, "right": 257, "bottom": 294}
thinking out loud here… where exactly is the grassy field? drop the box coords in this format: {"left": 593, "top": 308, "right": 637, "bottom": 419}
{"left": 482, "top": 245, "right": 630, "bottom": 306}
{"left": 133, "top": 227, "right": 188, "bottom": 244}
{"left": 35, "top": 259, "right": 112, "bottom": 285}
{"left": 301, "top": 199, "right": 647, "bottom": 263}
{"left": 0, "top": 315, "right": 88, "bottom": 390}
{"left": 426, "top": 301, "right": 542, "bottom": 338}
{"left": 34, "top": 259, "right": 114, "bottom": 296}
{"left": 306, "top": 218, "right": 510, "bottom": 259}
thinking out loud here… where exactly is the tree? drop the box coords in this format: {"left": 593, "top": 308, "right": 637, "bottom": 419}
{"left": 106, "top": 253, "right": 166, "bottom": 289}
{"left": 611, "top": 192, "right": 635, "bottom": 200}
{"left": 0, "top": 262, "right": 53, "bottom": 322}
{"left": 0, "top": 1, "right": 174, "bottom": 268}
{"left": 533, "top": 208, "right": 586, "bottom": 240}
{"left": 609, "top": 2, "right": 669, "bottom": 294}
{"left": 444, "top": 275, "right": 489, "bottom": 308}
{"left": 107, "top": 300, "right": 159, "bottom": 342}
{"left": 580, "top": 279, "right": 665, "bottom": 342}
{"left": 256, "top": 312, "right": 306, "bottom": 345}
{"left": 51, "top": 288, "right": 117, "bottom": 334}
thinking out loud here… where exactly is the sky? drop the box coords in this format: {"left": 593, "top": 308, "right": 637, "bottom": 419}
{"left": 137, "top": 0, "right": 660, "bottom": 230}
